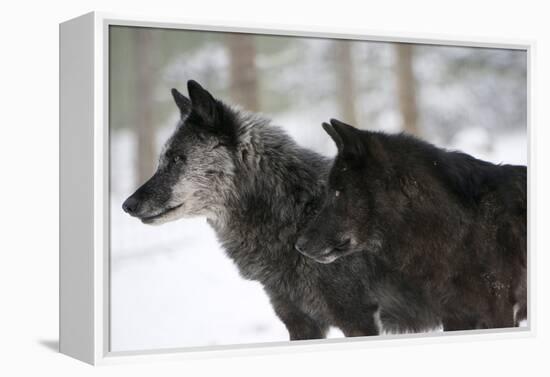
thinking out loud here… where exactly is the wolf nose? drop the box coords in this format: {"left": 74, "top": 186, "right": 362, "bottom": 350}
{"left": 122, "top": 197, "right": 139, "bottom": 215}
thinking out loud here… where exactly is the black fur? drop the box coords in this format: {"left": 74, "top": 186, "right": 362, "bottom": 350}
{"left": 124, "top": 82, "right": 442, "bottom": 339}
{"left": 297, "top": 119, "right": 527, "bottom": 331}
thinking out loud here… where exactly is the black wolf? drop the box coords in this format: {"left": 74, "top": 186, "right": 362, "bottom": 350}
{"left": 296, "top": 119, "right": 527, "bottom": 330}
{"left": 122, "top": 81, "right": 441, "bottom": 339}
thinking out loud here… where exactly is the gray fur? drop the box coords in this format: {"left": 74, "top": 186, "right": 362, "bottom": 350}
{"left": 123, "top": 81, "right": 435, "bottom": 339}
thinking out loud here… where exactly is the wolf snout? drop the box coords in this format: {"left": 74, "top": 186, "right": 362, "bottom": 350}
{"left": 122, "top": 196, "right": 140, "bottom": 216}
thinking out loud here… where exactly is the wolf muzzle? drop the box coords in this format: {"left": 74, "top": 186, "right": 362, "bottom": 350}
{"left": 122, "top": 195, "right": 142, "bottom": 216}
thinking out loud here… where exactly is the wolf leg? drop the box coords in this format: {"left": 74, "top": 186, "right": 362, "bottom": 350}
{"left": 441, "top": 315, "right": 479, "bottom": 331}
{"left": 514, "top": 267, "right": 527, "bottom": 326}
{"left": 336, "top": 304, "right": 380, "bottom": 337}
{"left": 270, "top": 296, "right": 328, "bottom": 340}
{"left": 514, "top": 304, "right": 527, "bottom": 326}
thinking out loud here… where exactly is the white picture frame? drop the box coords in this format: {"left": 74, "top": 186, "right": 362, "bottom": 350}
{"left": 59, "top": 11, "right": 535, "bottom": 365}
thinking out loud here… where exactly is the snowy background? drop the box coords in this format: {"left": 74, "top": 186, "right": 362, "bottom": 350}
{"left": 109, "top": 26, "right": 527, "bottom": 352}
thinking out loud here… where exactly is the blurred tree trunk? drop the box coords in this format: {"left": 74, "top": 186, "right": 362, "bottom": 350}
{"left": 226, "top": 33, "right": 259, "bottom": 112}
{"left": 395, "top": 43, "right": 419, "bottom": 135}
{"left": 133, "top": 28, "right": 156, "bottom": 186}
{"left": 334, "top": 41, "right": 357, "bottom": 126}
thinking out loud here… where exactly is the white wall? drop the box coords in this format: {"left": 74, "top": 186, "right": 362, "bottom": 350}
{"left": 0, "top": 0, "right": 548, "bottom": 376}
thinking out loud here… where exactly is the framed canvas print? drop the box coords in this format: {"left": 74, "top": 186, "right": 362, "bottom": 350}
{"left": 59, "top": 12, "right": 533, "bottom": 365}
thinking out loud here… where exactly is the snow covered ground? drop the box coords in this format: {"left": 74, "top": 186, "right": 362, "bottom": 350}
{"left": 110, "top": 212, "right": 291, "bottom": 351}
{"left": 110, "top": 116, "right": 527, "bottom": 352}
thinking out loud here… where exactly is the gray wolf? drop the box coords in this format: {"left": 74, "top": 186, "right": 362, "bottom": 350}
{"left": 122, "top": 81, "right": 437, "bottom": 338}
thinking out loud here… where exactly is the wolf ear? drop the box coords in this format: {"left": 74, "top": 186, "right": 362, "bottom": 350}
{"left": 322, "top": 122, "right": 344, "bottom": 150}
{"left": 187, "top": 80, "right": 218, "bottom": 125}
{"left": 323, "top": 119, "right": 366, "bottom": 158}
{"left": 171, "top": 88, "right": 191, "bottom": 117}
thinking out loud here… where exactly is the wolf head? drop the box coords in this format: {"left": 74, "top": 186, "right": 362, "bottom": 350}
{"left": 295, "top": 119, "right": 388, "bottom": 263}
{"left": 122, "top": 80, "right": 241, "bottom": 225}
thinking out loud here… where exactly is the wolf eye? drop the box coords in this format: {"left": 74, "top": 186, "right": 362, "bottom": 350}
{"left": 172, "top": 156, "right": 183, "bottom": 164}
{"left": 335, "top": 190, "right": 341, "bottom": 197}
